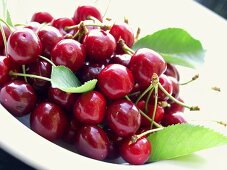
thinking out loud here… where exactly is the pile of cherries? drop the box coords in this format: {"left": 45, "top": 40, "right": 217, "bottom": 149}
{"left": 0, "top": 5, "right": 192, "bottom": 165}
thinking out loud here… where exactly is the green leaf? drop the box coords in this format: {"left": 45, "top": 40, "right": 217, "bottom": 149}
{"left": 1, "top": 0, "right": 13, "bottom": 27}
{"left": 6, "top": 9, "right": 13, "bottom": 27}
{"left": 133, "top": 28, "right": 205, "bottom": 68}
{"left": 148, "top": 123, "right": 227, "bottom": 162}
{"left": 50, "top": 66, "right": 97, "bottom": 93}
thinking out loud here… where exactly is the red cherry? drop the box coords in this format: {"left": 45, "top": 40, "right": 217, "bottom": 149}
{"left": 73, "top": 5, "right": 102, "bottom": 24}
{"left": 161, "top": 112, "right": 187, "bottom": 127}
{"left": 165, "top": 97, "right": 185, "bottom": 114}
{"left": 83, "top": 29, "right": 116, "bottom": 62}
{"left": 98, "top": 64, "right": 134, "bottom": 99}
{"left": 129, "top": 48, "right": 167, "bottom": 89}
{"left": 109, "top": 54, "right": 131, "bottom": 67}
{"left": 73, "top": 91, "right": 106, "bottom": 124}
{"left": 7, "top": 28, "right": 42, "bottom": 65}
{"left": 0, "top": 23, "right": 11, "bottom": 50}
{"left": 30, "top": 102, "right": 67, "bottom": 141}
{"left": 106, "top": 99, "right": 141, "bottom": 137}
{"left": 0, "top": 56, "right": 11, "bottom": 87}
{"left": 120, "top": 137, "right": 151, "bottom": 165}
{"left": 63, "top": 118, "right": 81, "bottom": 144}
{"left": 24, "top": 22, "right": 41, "bottom": 32}
{"left": 168, "top": 76, "right": 179, "bottom": 99}
{"left": 164, "top": 63, "right": 180, "bottom": 81}
{"left": 51, "top": 39, "right": 86, "bottom": 72}
{"left": 0, "top": 80, "right": 37, "bottom": 117}
{"left": 31, "top": 11, "right": 53, "bottom": 24}
{"left": 157, "top": 74, "right": 173, "bottom": 101}
{"left": 51, "top": 17, "right": 75, "bottom": 35}
{"left": 75, "top": 124, "right": 109, "bottom": 160}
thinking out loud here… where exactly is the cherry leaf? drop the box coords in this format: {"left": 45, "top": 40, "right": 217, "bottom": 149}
{"left": 148, "top": 123, "right": 227, "bottom": 162}
{"left": 51, "top": 66, "right": 97, "bottom": 93}
{"left": 133, "top": 28, "right": 205, "bottom": 68}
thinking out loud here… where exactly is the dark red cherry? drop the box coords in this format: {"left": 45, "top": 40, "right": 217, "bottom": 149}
{"left": 0, "top": 80, "right": 37, "bottom": 117}
{"left": 73, "top": 91, "right": 106, "bottom": 124}
{"left": 109, "top": 54, "right": 131, "bottom": 67}
{"left": 51, "top": 17, "right": 75, "bottom": 35}
{"left": 75, "top": 124, "right": 109, "bottom": 160}
{"left": 24, "top": 22, "right": 41, "bottom": 32}
{"left": 26, "top": 59, "right": 51, "bottom": 91}
{"left": 7, "top": 28, "right": 42, "bottom": 65}
{"left": 63, "top": 118, "right": 81, "bottom": 144}
{"left": 30, "top": 102, "right": 67, "bottom": 141}
{"left": 98, "top": 64, "right": 134, "bottom": 99}
{"left": 120, "top": 137, "right": 151, "bottom": 165}
{"left": 168, "top": 76, "right": 179, "bottom": 99}
{"left": 161, "top": 112, "right": 187, "bottom": 127}
{"left": 77, "top": 62, "right": 104, "bottom": 83}
{"left": 48, "top": 87, "right": 77, "bottom": 113}
{"left": 109, "top": 23, "right": 134, "bottom": 53}
{"left": 129, "top": 48, "right": 167, "bottom": 89}
{"left": 83, "top": 29, "right": 116, "bottom": 62}
{"left": 37, "top": 25, "right": 63, "bottom": 57}
{"left": 106, "top": 99, "right": 141, "bottom": 137}
{"left": 51, "top": 39, "right": 85, "bottom": 72}
{"left": 31, "top": 11, "right": 53, "bottom": 24}
{"left": 0, "top": 23, "right": 11, "bottom": 50}
{"left": 0, "top": 56, "right": 11, "bottom": 87}
{"left": 165, "top": 97, "right": 185, "bottom": 114}
{"left": 157, "top": 74, "right": 173, "bottom": 101}
{"left": 164, "top": 63, "right": 180, "bottom": 81}
{"left": 73, "top": 5, "right": 102, "bottom": 24}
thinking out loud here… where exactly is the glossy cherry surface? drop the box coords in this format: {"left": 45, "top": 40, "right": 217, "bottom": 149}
{"left": 109, "top": 54, "right": 131, "bottom": 67}
{"left": 161, "top": 112, "right": 187, "bottom": 127}
{"left": 106, "top": 99, "right": 141, "bottom": 137}
{"left": 0, "top": 80, "right": 37, "bottom": 117}
{"left": 72, "top": 5, "right": 102, "bottom": 24}
{"left": 30, "top": 102, "right": 67, "bottom": 141}
{"left": 157, "top": 74, "right": 173, "bottom": 101}
{"left": 51, "top": 39, "right": 85, "bottom": 72}
{"left": 168, "top": 76, "right": 179, "bottom": 99}
{"left": 0, "top": 56, "right": 11, "bottom": 87}
{"left": 120, "top": 137, "right": 151, "bottom": 165}
{"left": 98, "top": 64, "right": 134, "bottom": 99}
{"left": 7, "top": 28, "right": 42, "bottom": 65}
{"left": 37, "top": 25, "right": 63, "bottom": 57}
{"left": 31, "top": 11, "right": 53, "bottom": 23}
{"left": 83, "top": 29, "right": 116, "bottom": 62}
{"left": 73, "top": 91, "right": 106, "bottom": 124}
{"left": 129, "top": 48, "right": 167, "bottom": 89}
{"left": 164, "top": 63, "right": 180, "bottom": 81}
{"left": 0, "top": 23, "right": 11, "bottom": 50}
{"left": 75, "top": 124, "right": 109, "bottom": 160}
{"left": 165, "top": 97, "right": 185, "bottom": 114}
{"left": 51, "top": 17, "right": 75, "bottom": 35}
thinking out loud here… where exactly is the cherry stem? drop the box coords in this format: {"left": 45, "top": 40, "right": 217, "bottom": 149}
{"left": 135, "top": 27, "right": 141, "bottom": 42}
{"left": 145, "top": 87, "right": 154, "bottom": 113}
{"left": 72, "top": 22, "right": 88, "bottom": 42}
{"left": 0, "top": 18, "right": 13, "bottom": 32}
{"left": 118, "top": 39, "right": 135, "bottom": 55}
{"left": 180, "top": 74, "right": 199, "bottom": 85}
{"left": 211, "top": 86, "right": 221, "bottom": 92}
{"left": 9, "top": 71, "right": 51, "bottom": 82}
{"left": 125, "top": 95, "right": 132, "bottom": 102}
{"left": 135, "top": 83, "right": 153, "bottom": 104}
{"left": 65, "top": 21, "right": 111, "bottom": 31}
{"left": 130, "top": 127, "right": 164, "bottom": 143}
{"left": 158, "top": 101, "right": 170, "bottom": 108}
{"left": 124, "top": 17, "right": 129, "bottom": 24}
{"left": 22, "top": 65, "right": 28, "bottom": 82}
{"left": 158, "top": 82, "right": 200, "bottom": 111}
{"left": 0, "top": 22, "right": 7, "bottom": 51}
{"left": 39, "top": 55, "right": 56, "bottom": 66}
{"left": 139, "top": 109, "right": 162, "bottom": 128}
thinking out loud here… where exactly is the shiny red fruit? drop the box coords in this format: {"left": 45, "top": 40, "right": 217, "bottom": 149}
{"left": 168, "top": 76, "right": 179, "bottom": 99}
{"left": 73, "top": 5, "right": 102, "bottom": 24}
{"left": 0, "top": 23, "right": 11, "bottom": 50}
{"left": 120, "top": 137, "right": 151, "bottom": 165}
{"left": 63, "top": 118, "right": 81, "bottom": 144}
{"left": 31, "top": 11, "right": 53, "bottom": 24}
{"left": 129, "top": 48, "right": 167, "bottom": 89}
{"left": 166, "top": 97, "right": 185, "bottom": 114}
{"left": 7, "top": 28, "right": 42, "bottom": 65}
{"left": 164, "top": 63, "right": 180, "bottom": 81}
{"left": 98, "top": 64, "right": 134, "bottom": 99}
{"left": 106, "top": 99, "right": 141, "bottom": 137}
{"left": 0, "top": 56, "right": 11, "bottom": 87}
{"left": 109, "top": 54, "right": 131, "bottom": 67}
{"left": 51, "top": 17, "right": 75, "bottom": 35}
{"left": 24, "top": 22, "right": 41, "bottom": 32}
{"left": 75, "top": 125, "right": 109, "bottom": 160}
{"left": 83, "top": 29, "right": 116, "bottom": 62}
{"left": 51, "top": 39, "right": 85, "bottom": 72}
{"left": 30, "top": 102, "right": 67, "bottom": 141}
{"left": 0, "top": 80, "right": 37, "bottom": 117}
{"left": 73, "top": 91, "right": 106, "bottom": 124}
{"left": 161, "top": 112, "right": 187, "bottom": 127}
{"left": 157, "top": 74, "right": 173, "bottom": 101}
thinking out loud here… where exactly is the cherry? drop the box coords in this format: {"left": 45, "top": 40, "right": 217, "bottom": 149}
{"left": 106, "top": 99, "right": 141, "bottom": 137}
{"left": 72, "top": 5, "right": 102, "bottom": 24}
{"left": 98, "top": 64, "right": 134, "bottom": 99}
{"left": 168, "top": 76, "right": 179, "bottom": 99}
{"left": 0, "top": 23, "right": 11, "bottom": 51}
{"left": 37, "top": 25, "right": 63, "bottom": 57}
{"left": 75, "top": 124, "right": 109, "bottom": 160}
{"left": 165, "top": 97, "right": 185, "bottom": 114}
{"left": 48, "top": 87, "right": 78, "bottom": 113}
{"left": 77, "top": 62, "right": 104, "bottom": 83}
{"left": 73, "top": 91, "right": 106, "bottom": 124}
{"left": 83, "top": 29, "right": 116, "bottom": 62}
{"left": 31, "top": 11, "right": 54, "bottom": 24}
{"left": 161, "top": 112, "right": 187, "bottom": 127}
{"left": 0, "top": 56, "right": 11, "bottom": 87}
{"left": 164, "top": 63, "right": 180, "bottom": 81}
{"left": 26, "top": 59, "right": 51, "bottom": 91}
{"left": 24, "top": 22, "right": 41, "bottom": 32}
{"left": 63, "top": 118, "right": 81, "bottom": 144}
{"left": 51, "top": 39, "right": 85, "bottom": 72}
{"left": 30, "top": 102, "right": 67, "bottom": 141}
{"left": 109, "top": 54, "right": 131, "bottom": 67}
{"left": 109, "top": 23, "right": 134, "bottom": 53}
{"left": 120, "top": 137, "right": 151, "bottom": 165}
{"left": 51, "top": 17, "right": 75, "bottom": 35}
{"left": 129, "top": 48, "right": 167, "bottom": 89}
{"left": 0, "top": 80, "right": 37, "bottom": 117}
{"left": 7, "top": 28, "right": 42, "bottom": 65}
{"left": 156, "top": 74, "right": 173, "bottom": 101}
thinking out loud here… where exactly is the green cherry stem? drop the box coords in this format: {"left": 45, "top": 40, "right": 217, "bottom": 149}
{"left": 118, "top": 39, "right": 135, "bottom": 55}
{"left": 139, "top": 109, "right": 162, "bottom": 128}
{"left": 145, "top": 87, "right": 153, "bottom": 113}
{"left": 0, "top": 22, "right": 7, "bottom": 51}
{"left": 9, "top": 71, "right": 51, "bottom": 82}
{"left": 158, "top": 82, "right": 200, "bottom": 111}
{"left": 180, "top": 74, "right": 199, "bottom": 85}
{"left": 22, "top": 65, "right": 28, "bottom": 82}
{"left": 135, "top": 84, "right": 153, "bottom": 104}
{"left": 39, "top": 55, "right": 56, "bottom": 66}
{"left": 125, "top": 95, "right": 132, "bottom": 102}
{"left": 151, "top": 84, "right": 158, "bottom": 129}
{"left": 0, "top": 18, "right": 13, "bottom": 32}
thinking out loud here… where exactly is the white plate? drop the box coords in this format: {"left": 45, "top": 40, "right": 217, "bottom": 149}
{"left": 1, "top": 0, "right": 227, "bottom": 170}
